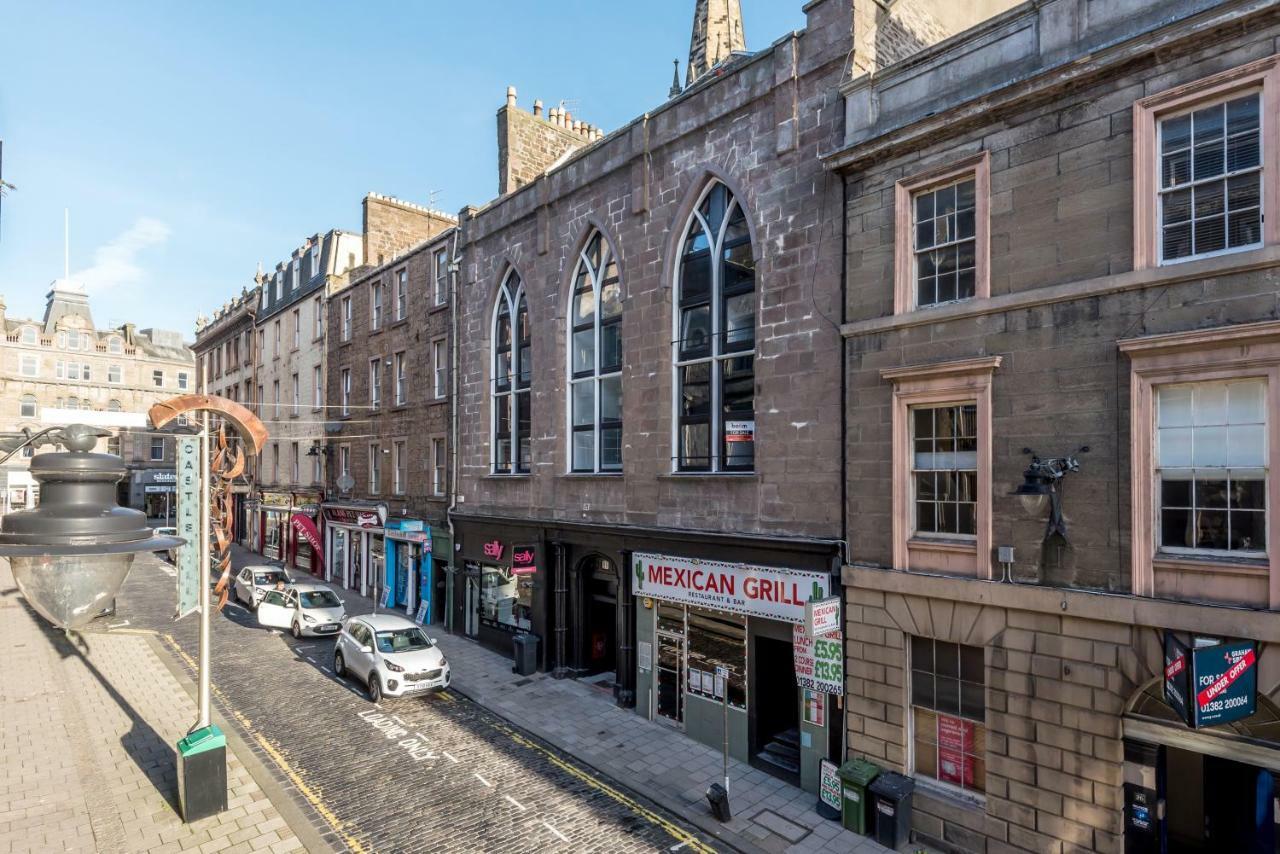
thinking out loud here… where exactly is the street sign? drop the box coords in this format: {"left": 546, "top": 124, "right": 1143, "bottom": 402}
{"left": 175, "top": 437, "right": 200, "bottom": 620}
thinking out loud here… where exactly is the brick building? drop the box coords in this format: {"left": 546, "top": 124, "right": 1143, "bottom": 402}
{"left": 193, "top": 286, "right": 258, "bottom": 540}
{"left": 448, "top": 0, "right": 1010, "bottom": 801}
{"left": 323, "top": 219, "right": 456, "bottom": 624}
{"left": 827, "top": 0, "right": 1280, "bottom": 850}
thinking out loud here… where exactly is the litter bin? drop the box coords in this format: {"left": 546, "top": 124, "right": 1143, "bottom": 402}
{"left": 838, "top": 758, "right": 879, "bottom": 834}
{"left": 868, "top": 770, "right": 914, "bottom": 849}
{"left": 705, "top": 782, "right": 732, "bottom": 822}
{"left": 513, "top": 633, "right": 539, "bottom": 676}
{"left": 177, "top": 724, "right": 227, "bottom": 822}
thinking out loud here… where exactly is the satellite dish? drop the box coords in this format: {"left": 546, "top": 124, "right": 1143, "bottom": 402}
{"left": 337, "top": 474, "right": 355, "bottom": 494}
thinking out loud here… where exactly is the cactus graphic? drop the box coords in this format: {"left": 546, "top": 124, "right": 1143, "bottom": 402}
{"left": 812, "top": 580, "right": 823, "bottom": 602}
{"left": 634, "top": 558, "right": 644, "bottom": 591}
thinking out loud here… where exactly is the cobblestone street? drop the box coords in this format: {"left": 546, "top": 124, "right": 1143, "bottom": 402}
{"left": 100, "top": 549, "right": 722, "bottom": 854}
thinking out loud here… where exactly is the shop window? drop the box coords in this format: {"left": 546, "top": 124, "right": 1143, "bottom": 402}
{"left": 894, "top": 152, "right": 990, "bottom": 314}
{"left": 264, "top": 522, "right": 281, "bottom": 560}
{"left": 477, "top": 563, "right": 532, "bottom": 631}
{"left": 1134, "top": 55, "right": 1280, "bottom": 269}
{"left": 685, "top": 607, "right": 746, "bottom": 709}
{"left": 673, "top": 180, "right": 755, "bottom": 472}
{"left": 568, "top": 230, "right": 623, "bottom": 472}
{"left": 910, "top": 637, "right": 986, "bottom": 795}
{"left": 492, "top": 269, "right": 531, "bottom": 474}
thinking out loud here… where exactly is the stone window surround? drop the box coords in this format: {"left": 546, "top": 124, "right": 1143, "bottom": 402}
{"left": 1120, "top": 319, "right": 1280, "bottom": 610}
{"left": 882, "top": 356, "right": 1000, "bottom": 579}
{"left": 1132, "top": 54, "right": 1280, "bottom": 271}
{"left": 893, "top": 151, "right": 991, "bottom": 315}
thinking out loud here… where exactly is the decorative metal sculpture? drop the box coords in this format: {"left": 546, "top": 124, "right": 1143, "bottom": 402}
{"left": 148, "top": 395, "right": 267, "bottom": 611}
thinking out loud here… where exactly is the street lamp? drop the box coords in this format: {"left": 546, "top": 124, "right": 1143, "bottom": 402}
{"left": 0, "top": 425, "right": 183, "bottom": 630}
{"left": 1012, "top": 446, "right": 1088, "bottom": 544}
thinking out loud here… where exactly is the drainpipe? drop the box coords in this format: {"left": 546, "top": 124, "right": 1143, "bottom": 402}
{"left": 445, "top": 226, "right": 462, "bottom": 634}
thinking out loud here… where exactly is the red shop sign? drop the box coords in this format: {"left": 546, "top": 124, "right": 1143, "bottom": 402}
{"left": 512, "top": 545, "right": 536, "bottom": 575}
{"left": 482, "top": 540, "right": 504, "bottom": 560}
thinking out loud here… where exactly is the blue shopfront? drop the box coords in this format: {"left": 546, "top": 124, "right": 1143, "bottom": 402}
{"left": 383, "top": 519, "right": 452, "bottom": 625}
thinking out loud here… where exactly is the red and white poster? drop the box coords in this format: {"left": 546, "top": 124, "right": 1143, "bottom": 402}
{"left": 937, "top": 714, "right": 975, "bottom": 787}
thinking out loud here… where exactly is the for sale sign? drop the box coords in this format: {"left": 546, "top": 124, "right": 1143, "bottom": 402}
{"left": 1192, "top": 640, "right": 1257, "bottom": 728}
{"left": 1163, "top": 632, "right": 1191, "bottom": 726}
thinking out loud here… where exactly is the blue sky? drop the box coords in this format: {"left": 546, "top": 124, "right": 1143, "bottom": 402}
{"left": 0, "top": 1, "right": 807, "bottom": 337}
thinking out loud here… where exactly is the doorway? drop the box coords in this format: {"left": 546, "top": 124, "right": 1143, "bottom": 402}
{"left": 752, "top": 635, "right": 800, "bottom": 780}
{"left": 464, "top": 574, "right": 480, "bottom": 637}
{"left": 582, "top": 556, "right": 617, "bottom": 681}
{"left": 1162, "top": 746, "right": 1275, "bottom": 852}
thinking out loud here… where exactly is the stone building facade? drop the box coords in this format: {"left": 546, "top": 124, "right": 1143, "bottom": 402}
{"left": 323, "top": 227, "right": 456, "bottom": 623}
{"left": 828, "top": 0, "right": 1280, "bottom": 850}
{"left": 0, "top": 281, "right": 194, "bottom": 515}
{"left": 193, "top": 286, "right": 258, "bottom": 540}
{"left": 449, "top": 0, "right": 1011, "bottom": 800}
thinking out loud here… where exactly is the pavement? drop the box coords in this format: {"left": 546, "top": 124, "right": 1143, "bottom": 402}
{"left": 0, "top": 542, "right": 919, "bottom": 854}
{"left": 0, "top": 557, "right": 306, "bottom": 854}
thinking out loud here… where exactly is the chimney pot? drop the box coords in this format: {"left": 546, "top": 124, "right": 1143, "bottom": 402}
{"left": 533, "top": 99, "right": 543, "bottom": 117}
{"left": 564, "top": 111, "right": 573, "bottom": 127}
{"left": 506, "top": 86, "right": 517, "bottom": 107}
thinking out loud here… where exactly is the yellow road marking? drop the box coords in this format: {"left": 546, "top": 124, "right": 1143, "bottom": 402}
{"left": 161, "top": 634, "right": 368, "bottom": 854}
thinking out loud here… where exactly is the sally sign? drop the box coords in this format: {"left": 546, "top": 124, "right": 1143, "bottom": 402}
{"left": 632, "top": 552, "right": 830, "bottom": 624}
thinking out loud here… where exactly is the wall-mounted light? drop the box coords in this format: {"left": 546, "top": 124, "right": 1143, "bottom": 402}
{"left": 1012, "top": 446, "right": 1088, "bottom": 544}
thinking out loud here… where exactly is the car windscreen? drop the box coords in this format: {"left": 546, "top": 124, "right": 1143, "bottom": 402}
{"left": 375, "top": 628, "right": 432, "bottom": 654}
{"left": 299, "top": 590, "right": 341, "bottom": 609}
{"left": 254, "top": 571, "right": 286, "bottom": 585}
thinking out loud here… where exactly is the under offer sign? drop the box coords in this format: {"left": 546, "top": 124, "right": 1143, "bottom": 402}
{"left": 632, "top": 552, "right": 829, "bottom": 624}
{"left": 1163, "top": 632, "right": 1257, "bottom": 729}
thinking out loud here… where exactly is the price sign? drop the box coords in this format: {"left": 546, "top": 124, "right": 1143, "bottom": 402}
{"left": 819, "top": 759, "right": 841, "bottom": 811}
{"left": 793, "top": 623, "right": 843, "bottom": 693}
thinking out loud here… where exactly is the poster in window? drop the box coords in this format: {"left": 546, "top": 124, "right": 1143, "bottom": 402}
{"left": 725, "top": 420, "right": 754, "bottom": 444}
{"left": 937, "top": 713, "right": 975, "bottom": 788}
{"left": 512, "top": 544, "right": 537, "bottom": 575}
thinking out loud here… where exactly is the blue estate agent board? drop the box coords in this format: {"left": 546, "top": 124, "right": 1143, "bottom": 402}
{"left": 1164, "top": 632, "right": 1257, "bottom": 729}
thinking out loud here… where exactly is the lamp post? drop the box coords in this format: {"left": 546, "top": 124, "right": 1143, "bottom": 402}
{"left": 1012, "top": 446, "right": 1088, "bottom": 544}
{"left": 0, "top": 425, "right": 182, "bottom": 630}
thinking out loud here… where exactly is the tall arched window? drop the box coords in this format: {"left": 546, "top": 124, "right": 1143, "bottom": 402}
{"left": 673, "top": 181, "right": 756, "bottom": 472}
{"left": 568, "top": 232, "right": 623, "bottom": 472}
{"left": 492, "top": 270, "right": 531, "bottom": 474}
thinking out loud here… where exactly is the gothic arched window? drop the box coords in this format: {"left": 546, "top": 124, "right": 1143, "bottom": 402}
{"left": 492, "top": 270, "right": 531, "bottom": 474}
{"left": 568, "top": 231, "right": 622, "bottom": 472}
{"left": 673, "top": 181, "right": 755, "bottom": 472}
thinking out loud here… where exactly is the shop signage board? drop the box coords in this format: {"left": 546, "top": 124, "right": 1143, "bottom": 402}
{"left": 1163, "top": 631, "right": 1257, "bottom": 728}
{"left": 512, "top": 545, "right": 536, "bottom": 575}
{"left": 793, "top": 623, "right": 843, "bottom": 693}
{"left": 806, "top": 595, "right": 841, "bottom": 636}
{"left": 633, "top": 552, "right": 830, "bottom": 624}
{"left": 818, "top": 759, "right": 842, "bottom": 811}
{"left": 483, "top": 540, "right": 504, "bottom": 560}
{"left": 323, "top": 507, "right": 383, "bottom": 528}
{"left": 175, "top": 437, "right": 200, "bottom": 620}
{"left": 414, "top": 601, "right": 428, "bottom": 625}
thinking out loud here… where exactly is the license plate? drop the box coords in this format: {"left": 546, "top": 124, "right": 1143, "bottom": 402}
{"left": 318, "top": 624, "right": 339, "bottom": 632}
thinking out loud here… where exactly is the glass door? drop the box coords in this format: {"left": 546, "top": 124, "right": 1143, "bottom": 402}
{"left": 465, "top": 575, "right": 480, "bottom": 637}
{"left": 655, "top": 602, "right": 687, "bottom": 727}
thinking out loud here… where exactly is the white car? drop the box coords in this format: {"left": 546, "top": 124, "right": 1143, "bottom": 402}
{"left": 232, "top": 565, "right": 291, "bottom": 609}
{"left": 154, "top": 526, "right": 179, "bottom": 562}
{"left": 255, "top": 584, "right": 346, "bottom": 639}
{"left": 333, "top": 613, "right": 451, "bottom": 703}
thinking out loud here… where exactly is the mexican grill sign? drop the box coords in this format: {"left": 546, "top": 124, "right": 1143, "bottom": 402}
{"left": 632, "top": 552, "right": 830, "bottom": 624}
{"left": 1163, "top": 631, "right": 1257, "bottom": 729}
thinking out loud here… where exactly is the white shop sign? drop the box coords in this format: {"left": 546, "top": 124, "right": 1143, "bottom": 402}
{"left": 631, "top": 552, "right": 829, "bottom": 624}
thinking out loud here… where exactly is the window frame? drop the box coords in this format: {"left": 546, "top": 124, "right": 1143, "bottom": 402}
{"left": 908, "top": 637, "right": 988, "bottom": 799}
{"left": 431, "top": 436, "right": 446, "bottom": 496}
{"left": 434, "top": 249, "right": 449, "bottom": 306}
{"left": 152, "top": 369, "right": 164, "bottom": 387}
{"left": 369, "top": 357, "right": 382, "bottom": 411}
{"left": 1133, "top": 55, "right": 1280, "bottom": 270}
{"left": 341, "top": 296, "right": 352, "bottom": 341}
{"left": 178, "top": 371, "right": 189, "bottom": 391}
{"left": 883, "top": 357, "right": 999, "bottom": 579}
{"left": 671, "top": 181, "right": 757, "bottom": 473}
{"left": 395, "top": 268, "right": 408, "bottom": 322}
{"left": 340, "top": 367, "right": 351, "bottom": 417}
{"left": 394, "top": 351, "right": 407, "bottom": 406}
{"left": 491, "top": 270, "right": 531, "bottom": 475}
{"left": 433, "top": 339, "right": 446, "bottom": 400}
{"left": 313, "top": 296, "right": 323, "bottom": 340}
{"left": 292, "top": 308, "right": 301, "bottom": 350}
{"left": 894, "top": 152, "right": 991, "bottom": 315}
{"left": 150, "top": 437, "right": 166, "bottom": 462}
{"left": 20, "top": 355, "right": 37, "bottom": 377}
{"left": 368, "top": 442, "right": 382, "bottom": 495}
{"left": 313, "top": 365, "right": 322, "bottom": 410}
{"left": 19, "top": 395, "right": 37, "bottom": 419}
{"left": 1121, "top": 320, "right": 1280, "bottom": 609}
{"left": 392, "top": 439, "right": 407, "bottom": 495}
{"left": 567, "top": 231, "right": 624, "bottom": 474}
{"left": 370, "top": 281, "right": 383, "bottom": 331}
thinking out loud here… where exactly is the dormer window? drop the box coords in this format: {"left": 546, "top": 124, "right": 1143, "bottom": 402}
{"left": 20, "top": 327, "right": 36, "bottom": 345}
{"left": 108, "top": 337, "right": 122, "bottom": 354}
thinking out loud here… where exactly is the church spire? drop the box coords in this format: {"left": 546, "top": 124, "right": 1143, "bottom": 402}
{"left": 669, "top": 59, "right": 683, "bottom": 98}
{"left": 686, "top": 0, "right": 746, "bottom": 86}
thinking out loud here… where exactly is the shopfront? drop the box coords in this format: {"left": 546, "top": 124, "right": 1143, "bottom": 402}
{"left": 132, "top": 468, "right": 177, "bottom": 520}
{"left": 286, "top": 493, "right": 323, "bottom": 573}
{"left": 384, "top": 519, "right": 451, "bottom": 623}
{"left": 321, "top": 503, "right": 385, "bottom": 596}
{"left": 632, "top": 552, "right": 839, "bottom": 794}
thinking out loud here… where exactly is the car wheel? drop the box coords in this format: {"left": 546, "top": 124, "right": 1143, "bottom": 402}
{"left": 367, "top": 674, "right": 382, "bottom": 703}
{"left": 291, "top": 622, "right": 302, "bottom": 640}
{"left": 333, "top": 651, "right": 346, "bottom": 678}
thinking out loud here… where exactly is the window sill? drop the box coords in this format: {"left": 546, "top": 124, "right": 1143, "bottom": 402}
{"left": 559, "top": 472, "right": 624, "bottom": 480}
{"left": 658, "top": 472, "right": 758, "bottom": 480}
{"left": 390, "top": 404, "right": 410, "bottom": 412}
{"left": 484, "top": 473, "right": 532, "bottom": 480}
{"left": 390, "top": 318, "right": 410, "bottom": 330}
{"left": 911, "top": 776, "right": 986, "bottom": 812}
{"left": 1153, "top": 553, "right": 1268, "bottom": 576}
{"left": 908, "top": 537, "right": 977, "bottom": 554}
{"left": 429, "top": 302, "right": 449, "bottom": 315}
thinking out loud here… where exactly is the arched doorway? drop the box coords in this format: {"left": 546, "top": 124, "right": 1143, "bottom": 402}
{"left": 579, "top": 555, "right": 618, "bottom": 682}
{"left": 1122, "top": 678, "right": 1280, "bottom": 853}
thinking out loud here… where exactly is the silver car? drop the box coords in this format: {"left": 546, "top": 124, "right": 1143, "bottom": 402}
{"left": 232, "top": 564, "right": 291, "bottom": 609}
{"left": 333, "top": 613, "right": 451, "bottom": 703}
{"left": 255, "top": 584, "right": 346, "bottom": 638}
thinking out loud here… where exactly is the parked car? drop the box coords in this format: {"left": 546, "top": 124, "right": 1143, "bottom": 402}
{"left": 232, "top": 565, "right": 291, "bottom": 609}
{"left": 154, "top": 526, "right": 179, "bottom": 563}
{"left": 333, "top": 613, "right": 450, "bottom": 703}
{"left": 255, "top": 583, "right": 346, "bottom": 638}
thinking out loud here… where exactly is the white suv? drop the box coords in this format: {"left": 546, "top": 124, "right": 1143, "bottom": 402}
{"left": 333, "top": 613, "right": 451, "bottom": 703}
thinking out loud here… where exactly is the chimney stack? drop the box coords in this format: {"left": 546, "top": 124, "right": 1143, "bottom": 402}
{"left": 506, "top": 86, "right": 518, "bottom": 108}
{"left": 533, "top": 99, "right": 543, "bottom": 117}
